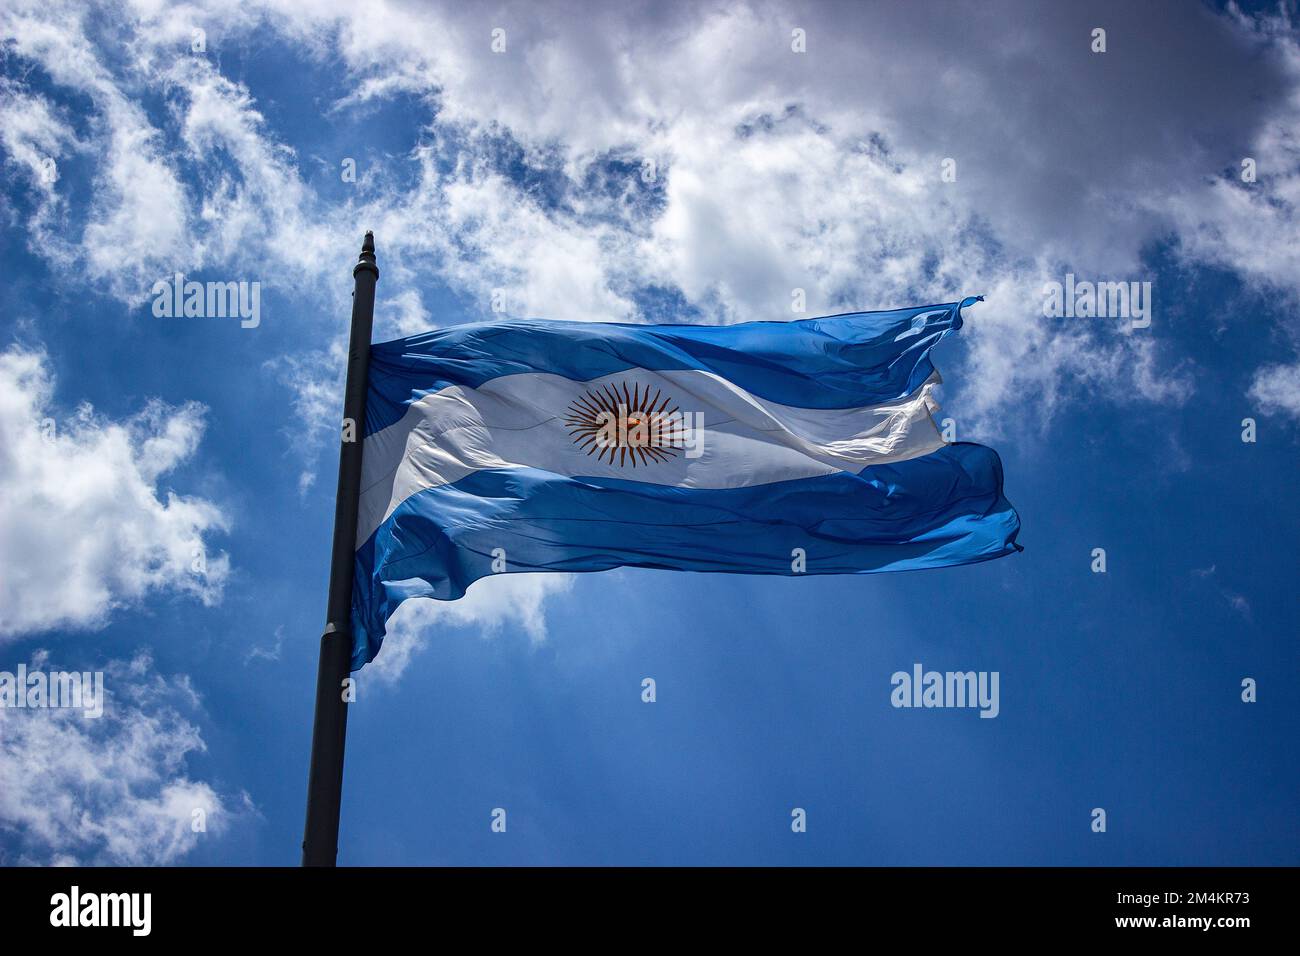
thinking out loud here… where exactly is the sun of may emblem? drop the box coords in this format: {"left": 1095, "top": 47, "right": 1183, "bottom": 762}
{"left": 564, "top": 380, "right": 687, "bottom": 467}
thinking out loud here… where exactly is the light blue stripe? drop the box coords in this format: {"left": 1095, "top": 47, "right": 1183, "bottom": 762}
{"left": 365, "top": 297, "right": 982, "bottom": 437}
{"left": 349, "top": 442, "right": 1020, "bottom": 669}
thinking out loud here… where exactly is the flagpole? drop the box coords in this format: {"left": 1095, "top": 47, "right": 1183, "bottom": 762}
{"left": 302, "top": 230, "right": 379, "bottom": 866}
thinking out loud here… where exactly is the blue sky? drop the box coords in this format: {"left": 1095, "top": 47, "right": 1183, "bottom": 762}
{"left": 0, "top": 0, "right": 1297, "bottom": 865}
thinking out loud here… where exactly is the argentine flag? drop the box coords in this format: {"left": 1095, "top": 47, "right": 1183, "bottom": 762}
{"left": 352, "top": 297, "right": 1020, "bottom": 668}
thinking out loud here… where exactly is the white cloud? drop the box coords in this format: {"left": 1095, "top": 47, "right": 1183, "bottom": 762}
{"left": 244, "top": 625, "right": 285, "bottom": 665}
{"left": 278, "top": 0, "right": 1300, "bottom": 424}
{"left": 165, "top": 56, "right": 338, "bottom": 280}
{"left": 388, "top": 288, "right": 434, "bottom": 338}
{"left": 0, "top": 649, "right": 238, "bottom": 865}
{"left": 366, "top": 573, "right": 573, "bottom": 682}
{"left": 1163, "top": 7, "right": 1300, "bottom": 302}
{"left": 0, "top": 347, "right": 229, "bottom": 639}
{"left": 6, "top": 0, "right": 1299, "bottom": 420}
{"left": 1, "top": 4, "right": 192, "bottom": 300}
{"left": 0, "top": 81, "right": 80, "bottom": 216}
{"left": 262, "top": 343, "right": 348, "bottom": 496}
{"left": 1249, "top": 361, "right": 1300, "bottom": 420}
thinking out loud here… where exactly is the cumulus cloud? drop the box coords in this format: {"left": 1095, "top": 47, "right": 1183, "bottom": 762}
{"left": 5, "top": 2, "right": 1293, "bottom": 379}
{"left": 0, "top": 347, "right": 229, "bottom": 639}
{"left": 0, "top": 649, "right": 238, "bottom": 865}
{"left": 335, "top": 0, "right": 1296, "bottom": 430}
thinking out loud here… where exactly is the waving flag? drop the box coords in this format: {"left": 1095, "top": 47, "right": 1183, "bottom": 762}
{"left": 351, "top": 297, "right": 1020, "bottom": 668}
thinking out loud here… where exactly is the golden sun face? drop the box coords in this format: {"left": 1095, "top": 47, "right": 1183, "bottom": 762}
{"left": 564, "top": 380, "right": 685, "bottom": 467}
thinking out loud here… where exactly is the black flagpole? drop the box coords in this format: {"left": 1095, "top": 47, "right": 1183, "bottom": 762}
{"left": 302, "top": 231, "right": 379, "bottom": 866}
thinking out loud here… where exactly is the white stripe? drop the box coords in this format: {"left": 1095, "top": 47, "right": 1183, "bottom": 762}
{"left": 357, "top": 368, "right": 946, "bottom": 546}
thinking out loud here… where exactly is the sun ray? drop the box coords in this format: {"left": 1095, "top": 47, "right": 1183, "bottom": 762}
{"left": 564, "top": 379, "right": 688, "bottom": 468}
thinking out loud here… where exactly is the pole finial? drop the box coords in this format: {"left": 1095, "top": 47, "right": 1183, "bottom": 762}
{"left": 355, "top": 230, "right": 379, "bottom": 279}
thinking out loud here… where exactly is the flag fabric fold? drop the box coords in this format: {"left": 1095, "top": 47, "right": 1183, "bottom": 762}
{"left": 350, "top": 296, "right": 1020, "bottom": 669}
